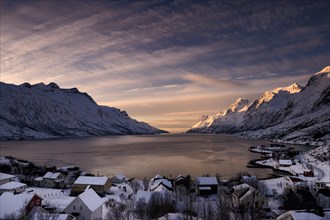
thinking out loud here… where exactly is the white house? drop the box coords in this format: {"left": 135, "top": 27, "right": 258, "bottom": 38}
{"left": 33, "top": 177, "right": 44, "bottom": 187}
{"left": 196, "top": 177, "right": 218, "bottom": 196}
{"left": 284, "top": 176, "right": 308, "bottom": 190}
{"left": 43, "top": 172, "right": 66, "bottom": 188}
{"left": 151, "top": 174, "right": 164, "bottom": 182}
{"left": 0, "top": 192, "right": 42, "bottom": 219}
{"left": 110, "top": 173, "right": 127, "bottom": 184}
{"left": 150, "top": 179, "right": 173, "bottom": 192}
{"left": 0, "top": 172, "right": 15, "bottom": 185}
{"left": 315, "top": 181, "right": 330, "bottom": 190}
{"left": 232, "top": 183, "right": 268, "bottom": 209}
{"left": 72, "top": 176, "right": 111, "bottom": 195}
{"left": 0, "top": 181, "right": 26, "bottom": 194}
{"left": 64, "top": 188, "right": 104, "bottom": 220}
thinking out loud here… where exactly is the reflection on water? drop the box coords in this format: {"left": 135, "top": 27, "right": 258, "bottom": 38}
{"left": 0, "top": 134, "right": 312, "bottom": 179}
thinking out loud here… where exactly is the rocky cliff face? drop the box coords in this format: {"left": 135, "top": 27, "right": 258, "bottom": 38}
{"left": 187, "top": 67, "right": 330, "bottom": 145}
{"left": 0, "top": 82, "right": 166, "bottom": 140}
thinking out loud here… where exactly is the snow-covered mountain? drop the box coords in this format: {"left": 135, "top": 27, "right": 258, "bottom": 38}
{"left": 187, "top": 66, "right": 330, "bottom": 145}
{"left": 0, "top": 82, "right": 166, "bottom": 140}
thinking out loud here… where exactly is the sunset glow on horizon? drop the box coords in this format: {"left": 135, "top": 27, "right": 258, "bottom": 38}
{"left": 1, "top": 0, "right": 329, "bottom": 132}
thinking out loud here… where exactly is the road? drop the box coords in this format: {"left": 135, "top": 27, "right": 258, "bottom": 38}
{"left": 295, "top": 154, "right": 325, "bottom": 181}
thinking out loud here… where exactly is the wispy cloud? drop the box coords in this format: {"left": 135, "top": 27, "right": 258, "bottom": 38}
{"left": 1, "top": 0, "right": 329, "bottom": 132}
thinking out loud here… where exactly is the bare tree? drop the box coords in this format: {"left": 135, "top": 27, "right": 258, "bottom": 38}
{"left": 143, "top": 178, "right": 149, "bottom": 191}
{"left": 106, "top": 199, "right": 128, "bottom": 220}
{"left": 215, "top": 193, "right": 232, "bottom": 220}
{"left": 129, "top": 179, "right": 140, "bottom": 194}
{"left": 135, "top": 198, "right": 148, "bottom": 220}
{"left": 178, "top": 189, "right": 196, "bottom": 220}
{"left": 147, "top": 191, "right": 176, "bottom": 219}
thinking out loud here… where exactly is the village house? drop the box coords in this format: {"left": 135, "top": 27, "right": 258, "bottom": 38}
{"left": 150, "top": 178, "right": 173, "bottom": 192}
{"left": 232, "top": 183, "right": 268, "bottom": 209}
{"left": 277, "top": 208, "right": 330, "bottom": 220}
{"left": 42, "top": 171, "right": 66, "bottom": 188}
{"left": 33, "top": 177, "right": 44, "bottom": 187}
{"left": 64, "top": 188, "right": 104, "bottom": 220}
{"left": 110, "top": 173, "right": 127, "bottom": 184}
{"left": 151, "top": 174, "right": 165, "bottom": 182}
{"left": 0, "top": 172, "right": 15, "bottom": 185}
{"left": 284, "top": 176, "right": 308, "bottom": 190}
{"left": 71, "top": 176, "right": 111, "bottom": 196}
{"left": 0, "top": 192, "right": 42, "bottom": 219}
{"left": 196, "top": 176, "right": 218, "bottom": 196}
{"left": 315, "top": 181, "right": 330, "bottom": 190}
{"left": 174, "top": 175, "right": 190, "bottom": 188}
{"left": 0, "top": 181, "right": 26, "bottom": 195}
{"left": 303, "top": 170, "right": 314, "bottom": 177}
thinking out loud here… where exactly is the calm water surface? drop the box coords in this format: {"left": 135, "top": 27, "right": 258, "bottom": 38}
{"left": 0, "top": 134, "right": 312, "bottom": 179}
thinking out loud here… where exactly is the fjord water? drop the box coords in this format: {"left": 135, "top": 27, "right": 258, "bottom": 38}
{"left": 0, "top": 134, "right": 311, "bottom": 179}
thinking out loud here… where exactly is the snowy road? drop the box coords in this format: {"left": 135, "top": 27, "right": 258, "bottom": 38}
{"left": 305, "top": 161, "right": 325, "bottom": 181}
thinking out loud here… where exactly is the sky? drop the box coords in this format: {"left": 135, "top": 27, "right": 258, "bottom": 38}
{"left": 1, "top": 0, "right": 329, "bottom": 133}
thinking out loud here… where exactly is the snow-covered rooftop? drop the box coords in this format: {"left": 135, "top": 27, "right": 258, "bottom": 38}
{"left": 175, "top": 175, "right": 186, "bottom": 181}
{"left": 43, "top": 172, "right": 61, "bottom": 179}
{"left": 0, "top": 181, "right": 26, "bottom": 190}
{"left": 196, "top": 177, "right": 218, "bottom": 186}
{"left": 113, "top": 173, "right": 126, "bottom": 180}
{"left": 0, "top": 192, "right": 40, "bottom": 218}
{"left": 232, "top": 183, "right": 250, "bottom": 191}
{"left": 232, "top": 183, "right": 258, "bottom": 200}
{"left": 199, "top": 186, "right": 211, "bottom": 190}
{"left": 0, "top": 172, "right": 15, "bottom": 181}
{"left": 151, "top": 174, "right": 164, "bottom": 181}
{"left": 150, "top": 179, "right": 173, "bottom": 191}
{"left": 278, "top": 209, "right": 330, "bottom": 220}
{"left": 0, "top": 156, "right": 10, "bottom": 165}
{"left": 74, "top": 176, "right": 108, "bottom": 185}
{"left": 34, "top": 177, "right": 43, "bottom": 181}
{"left": 78, "top": 188, "right": 104, "bottom": 212}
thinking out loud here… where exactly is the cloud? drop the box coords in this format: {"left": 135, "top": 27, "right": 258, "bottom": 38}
{"left": 1, "top": 0, "right": 329, "bottom": 132}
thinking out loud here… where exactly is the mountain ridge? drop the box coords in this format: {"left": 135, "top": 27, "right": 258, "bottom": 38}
{"left": 187, "top": 67, "right": 330, "bottom": 145}
{"left": 0, "top": 82, "right": 167, "bottom": 140}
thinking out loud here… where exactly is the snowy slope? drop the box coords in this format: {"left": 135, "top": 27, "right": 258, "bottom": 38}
{"left": 187, "top": 67, "right": 330, "bottom": 145}
{"left": 0, "top": 82, "right": 166, "bottom": 140}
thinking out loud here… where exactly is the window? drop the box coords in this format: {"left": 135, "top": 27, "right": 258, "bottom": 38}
{"left": 73, "top": 205, "right": 75, "bottom": 210}
{"left": 80, "top": 206, "right": 82, "bottom": 210}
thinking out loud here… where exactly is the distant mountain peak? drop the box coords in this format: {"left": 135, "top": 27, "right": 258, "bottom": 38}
{"left": 318, "top": 66, "right": 330, "bottom": 73}
{"left": 187, "top": 67, "right": 330, "bottom": 145}
{"left": 282, "top": 83, "right": 303, "bottom": 94}
{"left": 271, "top": 83, "right": 303, "bottom": 94}
{"left": 227, "top": 98, "right": 249, "bottom": 113}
